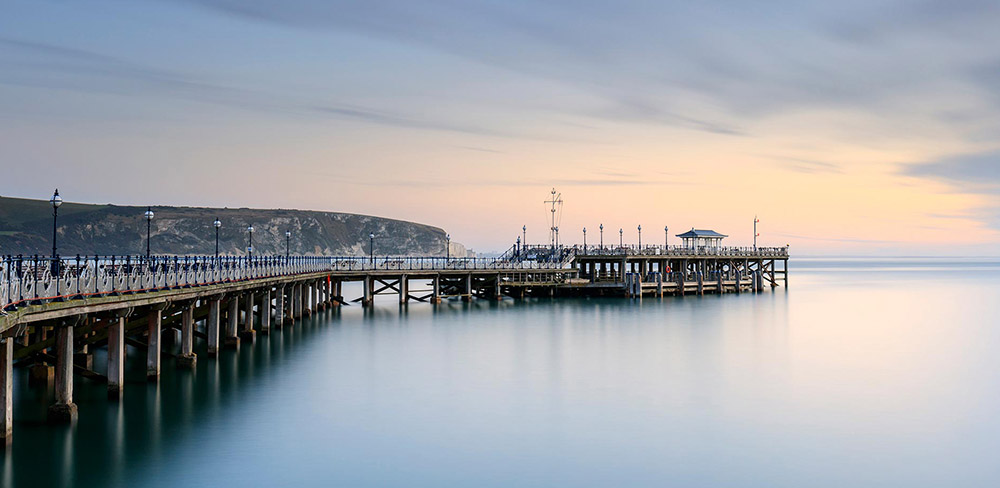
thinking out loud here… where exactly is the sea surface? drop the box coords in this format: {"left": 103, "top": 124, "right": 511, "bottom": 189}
{"left": 4, "top": 258, "right": 1000, "bottom": 487}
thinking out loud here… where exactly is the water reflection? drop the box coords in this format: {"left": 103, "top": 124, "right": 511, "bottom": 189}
{"left": 7, "top": 261, "right": 1000, "bottom": 487}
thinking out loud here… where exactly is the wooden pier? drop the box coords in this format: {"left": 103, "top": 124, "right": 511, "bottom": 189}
{"left": 0, "top": 243, "right": 788, "bottom": 444}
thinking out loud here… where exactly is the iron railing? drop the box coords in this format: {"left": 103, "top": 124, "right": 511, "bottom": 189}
{"left": 0, "top": 254, "right": 570, "bottom": 311}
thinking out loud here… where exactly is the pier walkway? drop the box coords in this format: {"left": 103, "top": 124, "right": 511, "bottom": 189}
{"left": 0, "top": 245, "right": 787, "bottom": 443}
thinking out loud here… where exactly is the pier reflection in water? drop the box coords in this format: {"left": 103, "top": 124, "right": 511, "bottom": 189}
{"left": 6, "top": 262, "right": 1000, "bottom": 487}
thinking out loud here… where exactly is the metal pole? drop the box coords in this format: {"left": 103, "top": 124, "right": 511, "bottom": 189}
{"left": 52, "top": 205, "right": 58, "bottom": 259}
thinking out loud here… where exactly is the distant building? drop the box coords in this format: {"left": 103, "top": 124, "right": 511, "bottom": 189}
{"left": 676, "top": 228, "right": 727, "bottom": 249}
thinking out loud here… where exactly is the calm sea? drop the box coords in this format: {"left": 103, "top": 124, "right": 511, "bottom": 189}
{"left": 4, "top": 258, "right": 1000, "bottom": 487}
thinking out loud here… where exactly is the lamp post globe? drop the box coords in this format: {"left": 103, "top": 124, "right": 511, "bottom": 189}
{"left": 144, "top": 206, "right": 155, "bottom": 258}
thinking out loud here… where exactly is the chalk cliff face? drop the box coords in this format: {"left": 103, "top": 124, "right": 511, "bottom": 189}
{"left": 0, "top": 196, "right": 448, "bottom": 257}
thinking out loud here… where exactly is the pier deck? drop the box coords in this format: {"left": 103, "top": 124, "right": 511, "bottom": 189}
{"left": 0, "top": 246, "right": 787, "bottom": 443}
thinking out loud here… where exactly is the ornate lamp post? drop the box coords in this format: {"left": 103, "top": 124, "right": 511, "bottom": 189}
{"left": 144, "top": 207, "right": 155, "bottom": 258}
{"left": 582, "top": 227, "right": 587, "bottom": 253}
{"left": 213, "top": 218, "right": 221, "bottom": 259}
{"left": 599, "top": 223, "right": 604, "bottom": 249}
{"left": 619, "top": 228, "right": 623, "bottom": 248}
{"left": 369, "top": 232, "right": 375, "bottom": 264}
{"left": 50, "top": 189, "right": 62, "bottom": 260}
{"left": 445, "top": 233, "right": 450, "bottom": 260}
{"left": 664, "top": 225, "right": 669, "bottom": 248}
{"left": 49, "top": 189, "right": 63, "bottom": 292}
{"left": 522, "top": 225, "right": 526, "bottom": 249}
{"left": 285, "top": 230, "right": 291, "bottom": 259}
{"left": 246, "top": 224, "right": 255, "bottom": 259}
{"left": 638, "top": 224, "right": 642, "bottom": 249}
{"left": 516, "top": 236, "right": 521, "bottom": 258}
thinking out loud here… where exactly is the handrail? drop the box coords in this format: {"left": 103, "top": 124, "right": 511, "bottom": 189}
{"left": 0, "top": 246, "right": 788, "bottom": 311}
{"left": 0, "top": 254, "right": 569, "bottom": 311}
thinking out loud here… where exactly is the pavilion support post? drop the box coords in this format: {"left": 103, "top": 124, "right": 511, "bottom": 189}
{"left": 260, "top": 288, "right": 271, "bottom": 334}
{"left": 241, "top": 292, "right": 256, "bottom": 344}
{"left": 295, "top": 283, "right": 304, "bottom": 318}
{"left": 47, "top": 324, "right": 77, "bottom": 423}
{"left": 146, "top": 308, "right": 162, "bottom": 380}
{"left": 303, "top": 283, "right": 312, "bottom": 316}
{"left": 28, "top": 326, "right": 53, "bottom": 387}
{"left": 275, "top": 285, "right": 286, "bottom": 327}
{"left": 207, "top": 297, "right": 221, "bottom": 356}
{"left": 1, "top": 338, "right": 13, "bottom": 442}
{"left": 177, "top": 303, "right": 197, "bottom": 369}
{"left": 301, "top": 282, "right": 309, "bottom": 316}
{"left": 108, "top": 313, "right": 127, "bottom": 400}
{"left": 225, "top": 296, "right": 240, "bottom": 349}
{"left": 363, "top": 277, "right": 373, "bottom": 307}
{"left": 462, "top": 274, "right": 472, "bottom": 302}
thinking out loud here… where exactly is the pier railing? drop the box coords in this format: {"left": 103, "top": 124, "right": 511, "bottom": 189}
{"left": 0, "top": 254, "right": 568, "bottom": 311}
{"left": 510, "top": 244, "right": 789, "bottom": 259}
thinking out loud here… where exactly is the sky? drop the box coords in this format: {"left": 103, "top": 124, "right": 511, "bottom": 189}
{"left": 2, "top": 0, "right": 999, "bottom": 255}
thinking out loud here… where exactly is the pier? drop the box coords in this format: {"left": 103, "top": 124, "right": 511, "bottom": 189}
{"left": 0, "top": 242, "right": 787, "bottom": 444}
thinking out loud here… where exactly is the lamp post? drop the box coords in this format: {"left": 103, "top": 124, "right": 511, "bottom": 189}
{"left": 619, "top": 228, "right": 623, "bottom": 248}
{"left": 49, "top": 189, "right": 62, "bottom": 285}
{"left": 522, "top": 225, "right": 526, "bottom": 249}
{"left": 599, "top": 223, "right": 604, "bottom": 249}
{"left": 213, "top": 218, "right": 221, "bottom": 259}
{"left": 50, "top": 189, "right": 62, "bottom": 260}
{"left": 516, "top": 236, "right": 521, "bottom": 259}
{"left": 754, "top": 216, "right": 759, "bottom": 250}
{"left": 637, "top": 224, "right": 642, "bottom": 249}
{"left": 369, "top": 232, "right": 375, "bottom": 265}
{"left": 583, "top": 227, "right": 587, "bottom": 253}
{"left": 445, "top": 233, "right": 450, "bottom": 260}
{"left": 285, "top": 230, "right": 291, "bottom": 259}
{"left": 144, "top": 207, "right": 155, "bottom": 258}
{"left": 664, "top": 225, "right": 669, "bottom": 248}
{"left": 246, "top": 224, "right": 254, "bottom": 259}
